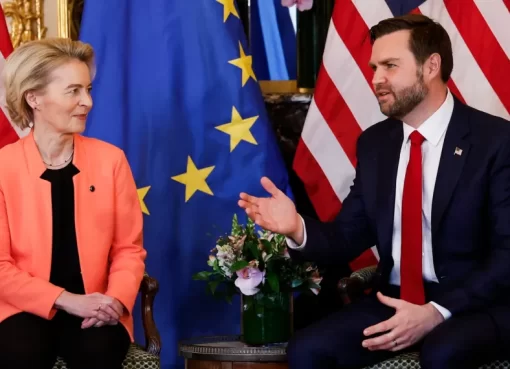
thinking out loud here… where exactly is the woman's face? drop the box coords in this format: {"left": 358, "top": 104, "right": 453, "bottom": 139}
{"left": 28, "top": 59, "right": 93, "bottom": 134}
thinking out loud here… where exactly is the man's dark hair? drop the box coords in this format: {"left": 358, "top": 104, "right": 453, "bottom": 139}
{"left": 369, "top": 14, "right": 453, "bottom": 83}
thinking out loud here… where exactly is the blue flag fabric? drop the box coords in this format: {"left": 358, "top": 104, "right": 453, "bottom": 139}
{"left": 79, "top": 1, "right": 292, "bottom": 368}
{"left": 251, "top": 0, "right": 297, "bottom": 80}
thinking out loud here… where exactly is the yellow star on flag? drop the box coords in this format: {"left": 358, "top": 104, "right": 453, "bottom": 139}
{"left": 215, "top": 106, "right": 258, "bottom": 152}
{"left": 137, "top": 186, "right": 151, "bottom": 215}
{"left": 216, "top": 0, "right": 239, "bottom": 22}
{"left": 171, "top": 156, "right": 215, "bottom": 202}
{"left": 228, "top": 42, "right": 257, "bottom": 87}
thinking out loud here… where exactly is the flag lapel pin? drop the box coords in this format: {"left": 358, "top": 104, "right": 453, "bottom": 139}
{"left": 454, "top": 147, "right": 463, "bottom": 156}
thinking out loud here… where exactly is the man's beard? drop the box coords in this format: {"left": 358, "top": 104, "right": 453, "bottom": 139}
{"left": 378, "top": 70, "right": 428, "bottom": 120}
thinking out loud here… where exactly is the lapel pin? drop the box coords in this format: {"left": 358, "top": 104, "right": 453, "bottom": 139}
{"left": 454, "top": 147, "right": 463, "bottom": 156}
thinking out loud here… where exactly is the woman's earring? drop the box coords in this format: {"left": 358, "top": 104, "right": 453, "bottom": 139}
{"left": 28, "top": 122, "right": 34, "bottom": 128}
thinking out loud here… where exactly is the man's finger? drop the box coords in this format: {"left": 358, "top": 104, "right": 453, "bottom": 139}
{"left": 364, "top": 316, "right": 397, "bottom": 336}
{"left": 239, "top": 193, "right": 259, "bottom": 205}
{"left": 260, "top": 177, "right": 280, "bottom": 197}
{"left": 238, "top": 199, "right": 259, "bottom": 211}
{"left": 377, "top": 292, "right": 402, "bottom": 309}
{"left": 362, "top": 329, "right": 399, "bottom": 349}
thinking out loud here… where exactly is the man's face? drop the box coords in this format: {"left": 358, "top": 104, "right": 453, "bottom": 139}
{"left": 369, "top": 30, "right": 428, "bottom": 120}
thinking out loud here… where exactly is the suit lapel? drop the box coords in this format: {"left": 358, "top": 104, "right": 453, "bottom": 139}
{"left": 376, "top": 121, "right": 404, "bottom": 263}
{"left": 432, "top": 99, "right": 470, "bottom": 236}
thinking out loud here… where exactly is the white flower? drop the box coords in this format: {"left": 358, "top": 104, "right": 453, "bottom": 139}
{"left": 235, "top": 267, "right": 265, "bottom": 296}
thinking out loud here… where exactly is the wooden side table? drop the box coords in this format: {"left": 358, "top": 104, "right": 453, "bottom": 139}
{"left": 178, "top": 335, "right": 288, "bottom": 369}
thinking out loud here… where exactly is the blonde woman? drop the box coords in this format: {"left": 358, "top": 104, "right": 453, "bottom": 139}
{"left": 0, "top": 38, "right": 146, "bottom": 369}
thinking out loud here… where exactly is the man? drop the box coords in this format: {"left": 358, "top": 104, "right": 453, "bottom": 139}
{"left": 238, "top": 14, "right": 510, "bottom": 369}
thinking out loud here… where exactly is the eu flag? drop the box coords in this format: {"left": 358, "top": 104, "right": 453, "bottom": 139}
{"left": 79, "top": 1, "right": 292, "bottom": 368}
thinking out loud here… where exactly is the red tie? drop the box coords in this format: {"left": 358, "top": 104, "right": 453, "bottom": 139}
{"left": 400, "top": 130, "right": 425, "bottom": 305}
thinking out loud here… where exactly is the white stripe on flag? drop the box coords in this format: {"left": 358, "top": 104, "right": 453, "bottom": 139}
{"left": 475, "top": 0, "right": 510, "bottom": 60}
{"left": 302, "top": 99, "right": 356, "bottom": 202}
{"left": 419, "top": 0, "right": 510, "bottom": 120}
{"left": 322, "top": 26, "right": 387, "bottom": 130}
{"left": 352, "top": 0, "right": 394, "bottom": 28}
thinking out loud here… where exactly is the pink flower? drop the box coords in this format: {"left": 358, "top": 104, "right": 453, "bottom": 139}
{"left": 281, "top": 0, "right": 313, "bottom": 11}
{"left": 235, "top": 267, "right": 265, "bottom": 295}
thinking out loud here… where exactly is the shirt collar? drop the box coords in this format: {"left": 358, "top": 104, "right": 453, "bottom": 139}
{"left": 403, "top": 89, "right": 454, "bottom": 147}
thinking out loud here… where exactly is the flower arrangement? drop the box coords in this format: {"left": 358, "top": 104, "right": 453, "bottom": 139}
{"left": 281, "top": 0, "right": 314, "bottom": 11}
{"left": 193, "top": 214, "right": 322, "bottom": 302}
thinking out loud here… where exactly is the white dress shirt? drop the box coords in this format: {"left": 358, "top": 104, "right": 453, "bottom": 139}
{"left": 287, "top": 90, "right": 454, "bottom": 319}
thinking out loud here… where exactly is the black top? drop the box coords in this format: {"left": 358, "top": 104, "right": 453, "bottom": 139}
{"left": 40, "top": 163, "right": 85, "bottom": 294}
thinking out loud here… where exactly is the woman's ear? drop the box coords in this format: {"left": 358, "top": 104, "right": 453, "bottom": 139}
{"left": 25, "top": 91, "right": 38, "bottom": 110}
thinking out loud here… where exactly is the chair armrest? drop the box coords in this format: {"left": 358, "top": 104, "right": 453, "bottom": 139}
{"left": 337, "top": 265, "right": 378, "bottom": 304}
{"left": 140, "top": 272, "right": 161, "bottom": 356}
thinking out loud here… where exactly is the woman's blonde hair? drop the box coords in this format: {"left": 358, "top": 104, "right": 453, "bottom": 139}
{"left": 2, "top": 37, "right": 95, "bottom": 130}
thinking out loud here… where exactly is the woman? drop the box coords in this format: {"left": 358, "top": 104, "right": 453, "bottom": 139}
{"left": 0, "top": 38, "right": 147, "bottom": 369}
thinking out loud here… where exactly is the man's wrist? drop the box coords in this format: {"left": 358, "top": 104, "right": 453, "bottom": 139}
{"left": 425, "top": 302, "right": 446, "bottom": 326}
{"left": 288, "top": 213, "right": 304, "bottom": 244}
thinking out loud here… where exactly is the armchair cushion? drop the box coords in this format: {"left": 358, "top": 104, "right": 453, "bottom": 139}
{"left": 362, "top": 351, "right": 510, "bottom": 368}
{"left": 53, "top": 343, "right": 160, "bottom": 369}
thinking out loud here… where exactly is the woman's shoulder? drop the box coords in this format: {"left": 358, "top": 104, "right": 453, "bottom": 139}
{"left": 0, "top": 137, "right": 25, "bottom": 165}
{"left": 77, "top": 135, "right": 125, "bottom": 160}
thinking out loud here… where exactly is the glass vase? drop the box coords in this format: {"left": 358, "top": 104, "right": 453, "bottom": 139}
{"left": 241, "top": 292, "right": 293, "bottom": 345}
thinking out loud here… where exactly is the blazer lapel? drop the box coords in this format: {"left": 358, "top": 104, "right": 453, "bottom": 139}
{"left": 376, "top": 121, "right": 404, "bottom": 264}
{"left": 71, "top": 134, "right": 95, "bottom": 289}
{"left": 24, "top": 130, "right": 53, "bottom": 279}
{"left": 432, "top": 100, "right": 470, "bottom": 236}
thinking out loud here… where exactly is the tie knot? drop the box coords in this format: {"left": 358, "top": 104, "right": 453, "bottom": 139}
{"left": 409, "top": 131, "right": 425, "bottom": 146}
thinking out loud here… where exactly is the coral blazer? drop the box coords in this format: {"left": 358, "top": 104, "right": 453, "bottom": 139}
{"left": 0, "top": 130, "right": 146, "bottom": 341}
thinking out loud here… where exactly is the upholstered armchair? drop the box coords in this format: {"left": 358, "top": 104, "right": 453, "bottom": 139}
{"left": 53, "top": 272, "right": 161, "bottom": 369}
{"left": 338, "top": 266, "right": 510, "bottom": 369}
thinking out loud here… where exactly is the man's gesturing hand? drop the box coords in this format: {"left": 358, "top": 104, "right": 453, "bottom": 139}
{"left": 362, "top": 292, "right": 445, "bottom": 351}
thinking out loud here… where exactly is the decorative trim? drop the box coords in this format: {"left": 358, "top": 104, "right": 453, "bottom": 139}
{"left": 2, "top": 0, "right": 46, "bottom": 48}
{"left": 57, "top": 0, "right": 69, "bottom": 38}
{"left": 260, "top": 80, "right": 314, "bottom": 94}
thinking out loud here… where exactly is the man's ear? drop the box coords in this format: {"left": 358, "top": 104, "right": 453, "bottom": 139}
{"left": 424, "top": 53, "right": 441, "bottom": 81}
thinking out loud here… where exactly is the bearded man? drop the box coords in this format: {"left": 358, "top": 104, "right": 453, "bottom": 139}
{"left": 238, "top": 14, "right": 510, "bottom": 369}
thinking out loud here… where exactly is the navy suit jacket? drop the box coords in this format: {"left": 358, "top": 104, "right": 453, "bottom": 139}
{"left": 297, "top": 97, "right": 510, "bottom": 339}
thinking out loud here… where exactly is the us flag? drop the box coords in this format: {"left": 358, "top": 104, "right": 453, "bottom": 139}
{"left": 293, "top": 0, "right": 510, "bottom": 271}
{"left": 0, "top": 6, "right": 29, "bottom": 149}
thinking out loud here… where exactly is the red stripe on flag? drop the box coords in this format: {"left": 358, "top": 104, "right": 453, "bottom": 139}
{"left": 293, "top": 144, "right": 378, "bottom": 270}
{"left": 0, "top": 112, "right": 19, "bottom": 148}
{"left": 313, "top": 66, "right": 362, "bottom": 167}
{"left": 332, "top": 0, "right": 374, "bottom": 86}
{"left": 446, "top": 79, "right": 465, "bottom": 104}
{"left": 0, "top": 7, "right": 13, "bottom": 58}
{"left": 349, "top": 249, "right": 378, "bottom": 271}
{"left": 445, "top": 0, "right": 510, "bottom": 112}
{"left": 503, "top": 0, "right": 510, "bottom": 12}
{"left": 293, "top": 143, "right": 342, "bottom": 222}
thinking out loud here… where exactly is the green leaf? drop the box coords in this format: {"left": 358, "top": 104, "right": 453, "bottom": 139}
{"left": 308, "top": 282, "right": 321, "bottom": 290}
{"left": 208, "top": 280, "right": 221, "bottom": 295}
{"left": 291, "top": 279, "right": 303, "bottom": 288}
{"left": 231, "top": 260, "right": 249, "bottom": 272}
{"left": 260, "top": 239, "right": 272, "bottom": 252}
{"left": 246, "top": 241, "right": 260, "bottom": 260}
{"left": 266, "top": 271, "right": 280, "bottom": 293}
{"left": 193, "top": 271, "right": 213, "bottom": 281}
